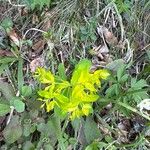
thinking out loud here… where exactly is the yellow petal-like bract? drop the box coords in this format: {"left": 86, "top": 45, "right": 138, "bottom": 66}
{"left": 35, "top": 59, "right": 109, "bottom": 119}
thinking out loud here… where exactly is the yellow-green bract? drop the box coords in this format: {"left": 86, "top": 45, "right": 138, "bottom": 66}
{"left": 35, "top": 59, "right": 110, "bottom": 120}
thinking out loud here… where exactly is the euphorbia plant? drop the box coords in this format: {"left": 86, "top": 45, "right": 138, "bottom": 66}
{"left": 35, "top": 59, "right": 109, "bottom": 120}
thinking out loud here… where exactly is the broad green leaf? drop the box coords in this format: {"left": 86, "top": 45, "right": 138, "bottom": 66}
{"left": 0, "top": 103, "right": 10, "bottom": 116}
{"left": 120, "top": 74, "right": 129, "bottom": 83}
{"left": 23, "top": 122, "right": 36, "bottom": 137}
{"left": 131, "top": 78, "right": 147, "bottom": 89}
{"left": 117, "top": 64, "right": 126, "bottom": 81}
{"left": 106, "top": 84, "right": 117, "bottom": 97}
{"left": 44, "top": 144, "right": 53, "bottom": 150}
{"left": 10, "top": 97, "right": 25, "bottom": 113}
{"left": 21, "top": 85, "right": 32, "bottom": 97}
{"left": 0, "top": 18, "right": 13, "bottom": 30}
{"left": 84, "top": 117, "right": 101, "bottom": 144}
{"left": 23, "top": 141, "right": 35, "bottom": 150}
{"left": 106, "top": 59, "right": 124, "bottom": 71}
{"left": 3, "top": 115, "right": 22, "bottom": 144}
{"left": 85, "top": 141, "right": 101, "bottom": 150}
{"left": 23, "top": 123, "right": 31, "bottom": 137}
{"left": 37, "top": 117, "right": 57, "bottom": 146}
{"left": 14, "top": 99, "right": 25, "bottom": 113}
{"left": 0, "top": 80, "right": 15, "bottom": 100}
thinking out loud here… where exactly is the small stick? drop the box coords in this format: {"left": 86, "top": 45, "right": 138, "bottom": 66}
{"left": 6, "top": 106, "right": 14, "bottom": 125}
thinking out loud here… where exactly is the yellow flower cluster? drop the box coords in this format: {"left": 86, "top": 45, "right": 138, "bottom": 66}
{"left": 35, "top": 59, "right": 109, "bottom": 120}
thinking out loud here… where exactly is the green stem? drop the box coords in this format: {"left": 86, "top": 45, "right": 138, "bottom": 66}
{"left": 118, "top": 102, "right": 150, "bottom": 121}
{"left": 53, "top": 114, "right": 66, "bottom": 150}
{"left": 62, "top": 115, "right": 70, "bottom": 133}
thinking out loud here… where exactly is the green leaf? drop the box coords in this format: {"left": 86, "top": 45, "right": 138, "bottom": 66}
{"left": 0, "top": 64, "right": 8, "bottom": 75}
{"left": 18, "top": 58, "right": 24, "bottom": 91}
{"left": 54, "top": 94, "right": 69, "bottom": 103}
{"left": 21, "top": 85, "right": 32, "bottom": 97}
{"left": 84, "top": 117, "right": 101, "bottom": 144}
{"left": 58, "top": 63, "right": 67, "bottom": 80}
{"left": 35, "top": 67, "right": 54, "bottom": 84}
{"left": 44, "top": 144, "right": 54, "bottom": 150}
{"left": 3, "top": 115, "right": 22, "bottom": 144}
{"left": 0, "top": 57, "right": 18, "bottom": 64}
{"left": 0, "top": 80, "right": 15, "bottom": 100}
{"left": 0, "top": 103, "right": 10, "bottom": 116}
{"left": 71, "top": 59, "right": 91, "bottom": 85}
{"left": 106, "top": 84, "right": 117, "bottom": 97}
{"left": 131, "top": 78, "right": 147, "bottom": 89}
{"left": 117, "top": 64, "right": 126, "bottom": 81}
{"left": 23, "top": 141, "right": 35, "bottom": 150}
{"left": 0, "top": 18, "right": 13, "bottom": 30}
{"left": 85, "top": 141, "right": 101, "bottom": 150}
{"left": 10, "top": 97, "right": 25, "bottom": 113}
{"left": 30, "top": 0, "right": 51, "bottom": 10}
{"left": 106, "top": 59, "right": 124, "bottom": 71}
{"left": 120, "top": 74, "right": 129, "bottom": 83}
{"left": 37, "top": 117, "right": 57, "bottom": 146}
{"left": 23, "top": 123, "right": 31, "bottom": 137}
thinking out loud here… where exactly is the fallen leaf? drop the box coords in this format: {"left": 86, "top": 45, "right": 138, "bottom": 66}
{"left": 30, "top": 57, "right": 44, "bottom": 73}
{"left": 3, "top": 115, "right": 22, "bottom": 144}
{"left": 97, "top": 26, "right": 118, "bottom": 46}
{"left": 103, "top": 28, "right": 118, "bottom": 45}
{"left": 8, "top": 29, "right": 21, "bottom": 47}
{"left": 32, "top": 39, "right": 46, "bottom": 54}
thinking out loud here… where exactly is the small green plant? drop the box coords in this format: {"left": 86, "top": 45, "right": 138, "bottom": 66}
{"left": 79, "top": 18, "right": 97, "bottom": 43}
{"left": 35, "top": 59, "right": 110, "bottom": 120}
{"left": 24, "top": 0, "right": 53, "bottom": 10}
{"left": 104, "top": 64, "right": 149, "bottom": 117}
{"left": 107, "top": 0, "right": 132, "bottom": 13}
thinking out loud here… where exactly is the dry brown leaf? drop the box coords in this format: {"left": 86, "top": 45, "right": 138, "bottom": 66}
{"left": 97, "top": 26, "right": 118, "bottom": 46}
{"left": 30, "top": 57, "right": 44, "bottom": 73}
{"left": 91, "top": 44, "right": 109, "bottom": 60}
{"left": 8, "top": 29, "right": 21, "bottom": 47}
{"left": 0, "top": 49, "right": 14, "bottom": 57}
{"left": 103, "top": 29, "right": 118, "bottom": 45}
{"left": 32, "top": 40, "right": 46, "bottom": 54}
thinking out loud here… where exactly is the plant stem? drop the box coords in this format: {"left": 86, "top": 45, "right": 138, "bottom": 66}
{"left": 118, "top": 102, "right": 150, "bottom": 121}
